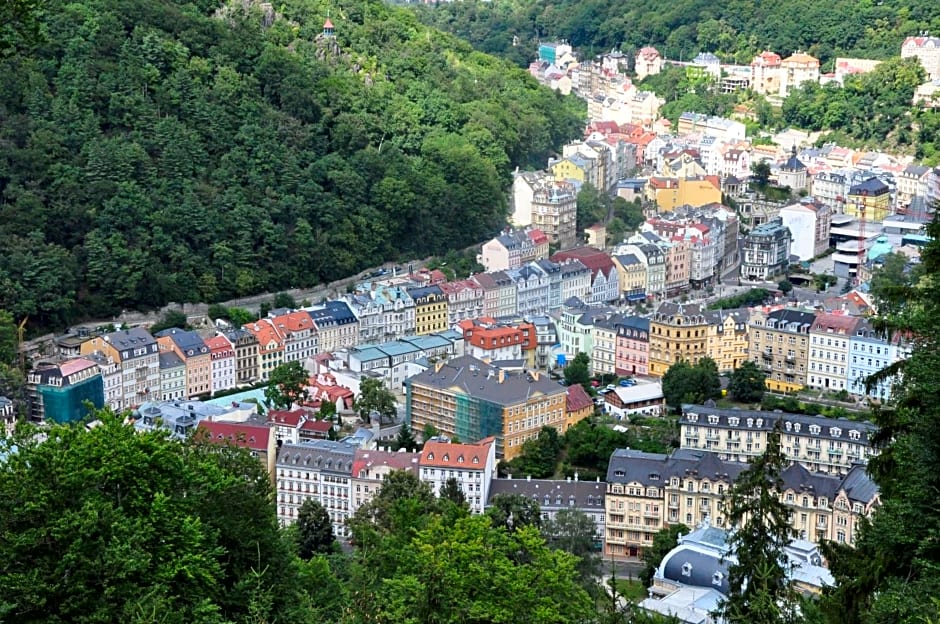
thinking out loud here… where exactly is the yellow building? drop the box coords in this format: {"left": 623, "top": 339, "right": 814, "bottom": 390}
{"left": 405, "top": 356, "right": 568, "bottom": 460}
{"left": 748, "top": 307, "right": 816, "bottom": 393}
{"left": 408, "top": 285, "right": 449, "bottom": 336}
{"left": 649, "top": 302, "right": 709, "bottom": 377}
{"left": 550, "top": 156, "right": 593, "bottom": 185}
{"left": 604, "top": 444, "right": 878, "bottom": 559}
{"left": 647, "top": 176, "right": 722, "bottom": 212}
{"left": 704, "top": 309, "right": 749, "bottom": 372}
{"left": 612, "top": 253, "right": 648, "bottom": 299}
{"left": 847, "top": 177, "right": 891, "bottom": 222}
{"left": 660, "top": 151, "right": 707, "bottom": 178}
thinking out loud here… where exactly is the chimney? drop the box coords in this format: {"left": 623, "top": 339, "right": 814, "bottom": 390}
{"left": 435, "top": 360, "right": 445, "bottom": 374}
{"left": 531, "top": 370, "right": 540, "bottom": 381}
{"left": 498, "top": 369, "right": 505, "bottom": 383}
{"left": 574, "top": 472, "right": 579, "bottom": 482}
{"left": 526, "top": 475, "right": 531, "bottom": 482}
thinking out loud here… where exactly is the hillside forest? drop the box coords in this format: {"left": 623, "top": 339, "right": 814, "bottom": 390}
{"left": 412, "top": 0, "right": 940, "bottom": 68}
{"left": 0, "top": 0, "right": 585, "bottom": 327}
{"left": 414, "top": 0, "right": 940, "bottom": 160}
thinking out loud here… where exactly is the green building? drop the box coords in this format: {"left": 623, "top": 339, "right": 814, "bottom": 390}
{"left": 27, "top": 359, "right": 104, "bottom": 424}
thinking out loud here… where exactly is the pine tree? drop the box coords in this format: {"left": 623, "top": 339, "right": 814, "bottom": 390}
{"left": 718, "top": 421, "right": 798, "bottom": 624}
{"left": 439, "top": 477, "right": 466, "bottom": 507}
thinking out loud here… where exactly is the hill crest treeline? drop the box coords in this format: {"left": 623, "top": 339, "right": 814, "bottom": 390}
{"left": 0, "top": 0, "right": 584, "bottom": 326}
{"left": 412, "top": 0, "right": 940, "bottom": 68}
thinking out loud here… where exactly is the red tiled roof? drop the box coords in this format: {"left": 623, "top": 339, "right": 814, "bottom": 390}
{"left": 551, "top": 247, "right": 616, "bottom": 278}
{"left": 272, "top": 310, "right": 314, "bottom": 334}
{"left": 811, "top": 313, "right": 860, "bottom": 333}
{"left": 527, "top": 228, "right": 549, "bottom": 245}
{"left": 566, "top": 384, "right": 593, "bottom": 413}
{"left": 299, "top": 419, "right": 332, "bottom": 433}
{"left": 204, "top": 335, "right": 234, "bottom": 354}
{"left": 196, "top": 421, "right": 271, "bottom": 452}
{"left": 420, "top": 437, "right": 494, "bottom": 469}
{"left": 242, "top": 319, "right": 283, "bottom": 352}
{"left": 269, "top": 409, "right": 307, "bottom": 427}
{"left": 352, "top": 448, "right": 420, "bottom": 478}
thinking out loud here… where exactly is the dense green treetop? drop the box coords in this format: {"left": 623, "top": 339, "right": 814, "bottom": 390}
{"left": 819, "top": 213, "right": 940, "bottom": 623}
{"left": 0, "top": 0, "right": 584, "bottom": 327}
{"left": 0, "top": 413, "right": 317, "bottom": 623}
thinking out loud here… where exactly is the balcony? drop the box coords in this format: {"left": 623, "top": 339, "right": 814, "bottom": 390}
{"left": 785, "top": 355, "right": 796, "bottom": 364}
{"left": 762, "top": 352, "right": 774, "bottom": 361}
{"left": 705, "top": 433, "right": 721, "bottom": 441}
{"left": 643, "top": 510, "right": 661, "bottom": 518}
{"left": 828, "top": 449, "right": 844, "bottom": 456}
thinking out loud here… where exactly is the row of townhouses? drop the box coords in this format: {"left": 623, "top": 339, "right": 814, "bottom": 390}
{"left": 274, "top": 404, "right": 879, "bottom": 560}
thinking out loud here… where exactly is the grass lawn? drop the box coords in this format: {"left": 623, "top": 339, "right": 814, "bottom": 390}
{"left": 610, "top": 579, "right": 647, "bottom": 604}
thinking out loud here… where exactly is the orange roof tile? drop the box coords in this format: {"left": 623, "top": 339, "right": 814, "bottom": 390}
{"left": 420, "top": 438, "right": 493, "bottom": 469}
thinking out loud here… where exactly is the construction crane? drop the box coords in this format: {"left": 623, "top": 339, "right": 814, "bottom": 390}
{"left": 17, "top": 316, "right": 27, "bottom": 373}
{"left": 856, "top": 203, "right": 866, "bottom": 287}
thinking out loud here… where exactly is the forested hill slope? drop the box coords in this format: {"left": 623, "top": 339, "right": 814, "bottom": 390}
{"left": 414, "top": 0, "right": 940, "bottom": 67}
{"left": 0, "top": 0, "right": 584, "bottom": 326}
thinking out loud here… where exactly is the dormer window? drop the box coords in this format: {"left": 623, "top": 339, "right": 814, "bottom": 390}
{"left": 457, "top": 455, "right": 465, "bottom": 463}
{"left": 794, "top": 423, "right": 801, "bottom": 433}
{"left": 728, "top": 417, "right": 739, "bottom": 426}
{"left": 427, "top": 453, "right": 434, "bottom": 460}
{"left": 830, "top": 427, "right": 841, "bottom": 437}
{"left": 785, "top": 421, "right": 792, "bottom": 431}
{"left": 708, "top": 415, "right": 719, "bottom": 425}
{"left": 810, "top": 425, "right": 821, "bottom": 435}
{"left": 747, "top": 419, "right": 754, "bottom": 427}
{"left": 681, "top": 562, "right": 693, "bottom": 577}
{"left": 849, "top": 430, "right": 860, "bottom": 440}
{"left": 688, "top": 414, "right": 698, "bottom": 423}
{"left": 472, "top": 456, "right": 480, "bottom": 464}
{"left": 756, "top": 419, "right": 763, "bottom": 427}
{"left": 442, "top": 454, "right": 449, "bottom": 462}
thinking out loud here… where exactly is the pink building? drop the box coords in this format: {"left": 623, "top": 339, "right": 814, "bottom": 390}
{"left": 615, "top": 317, "right": 650, "bottom": 376}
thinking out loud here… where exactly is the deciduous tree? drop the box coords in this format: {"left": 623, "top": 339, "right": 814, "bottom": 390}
{"left": 295, "top": 499, "right": 335, "bottom": 559}
{"left": 564, "top": 352, "right": 591, "bottom": 389}
{"left": 487, "top": 493, "right": 542, "bottom": 532}
{"left": 265, "top": 361, "right": 310, "bottom": 410}
{"left": 355, "top": 377, "right": 397, "bottom": 425}
{"left": 729, "top": 360, "right": 767, "bottom": 403}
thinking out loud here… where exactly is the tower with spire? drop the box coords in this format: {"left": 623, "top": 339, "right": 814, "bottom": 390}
{"left": 322, "top": 14, "right": 334, "bottom": 37}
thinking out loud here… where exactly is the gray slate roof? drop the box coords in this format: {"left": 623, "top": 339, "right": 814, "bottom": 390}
{"left": 406, "top": 355, "right": 565, "bottom": 407}
{"left": 277, "top": 439, "right": 355, "bottom": 475}
{"left": 680, "top": 404, "right": 877, "bottom": 446}
{"left": 488, "top": 478, "right": 606, "bottom": 509}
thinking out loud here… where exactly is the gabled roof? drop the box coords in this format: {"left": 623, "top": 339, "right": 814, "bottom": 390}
{"left": 155, "top": 328, "right": 210, "bottom": 357}
{"left": 272, "top": 310, "right": 315, "bottom": 334}
{"left": 420, "top": 437, "right": 494, "bottom": 469}
{"left": 243, "top": 319, "right": 283, "bottom": 349}
{"left": 352, "top": 448, "right": 420, "bottom": 478}
{"left": 550, "top": 247, "right": 616, "bottom": 279}
{"left": 196, "top": 420, "right": 271, "bottom": 452}
{"left": 204, "top": 335, "right": 234, "bottom": 354}
{"left": 566, "top": 384, "right": 593, "bottom": 413}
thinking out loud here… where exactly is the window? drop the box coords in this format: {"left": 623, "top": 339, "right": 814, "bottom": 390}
{"left": 712, "top": 572, "right": 724, "bottom": 586}
{"left": 681, "top": 562, "right": 693, "bottom": 577}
